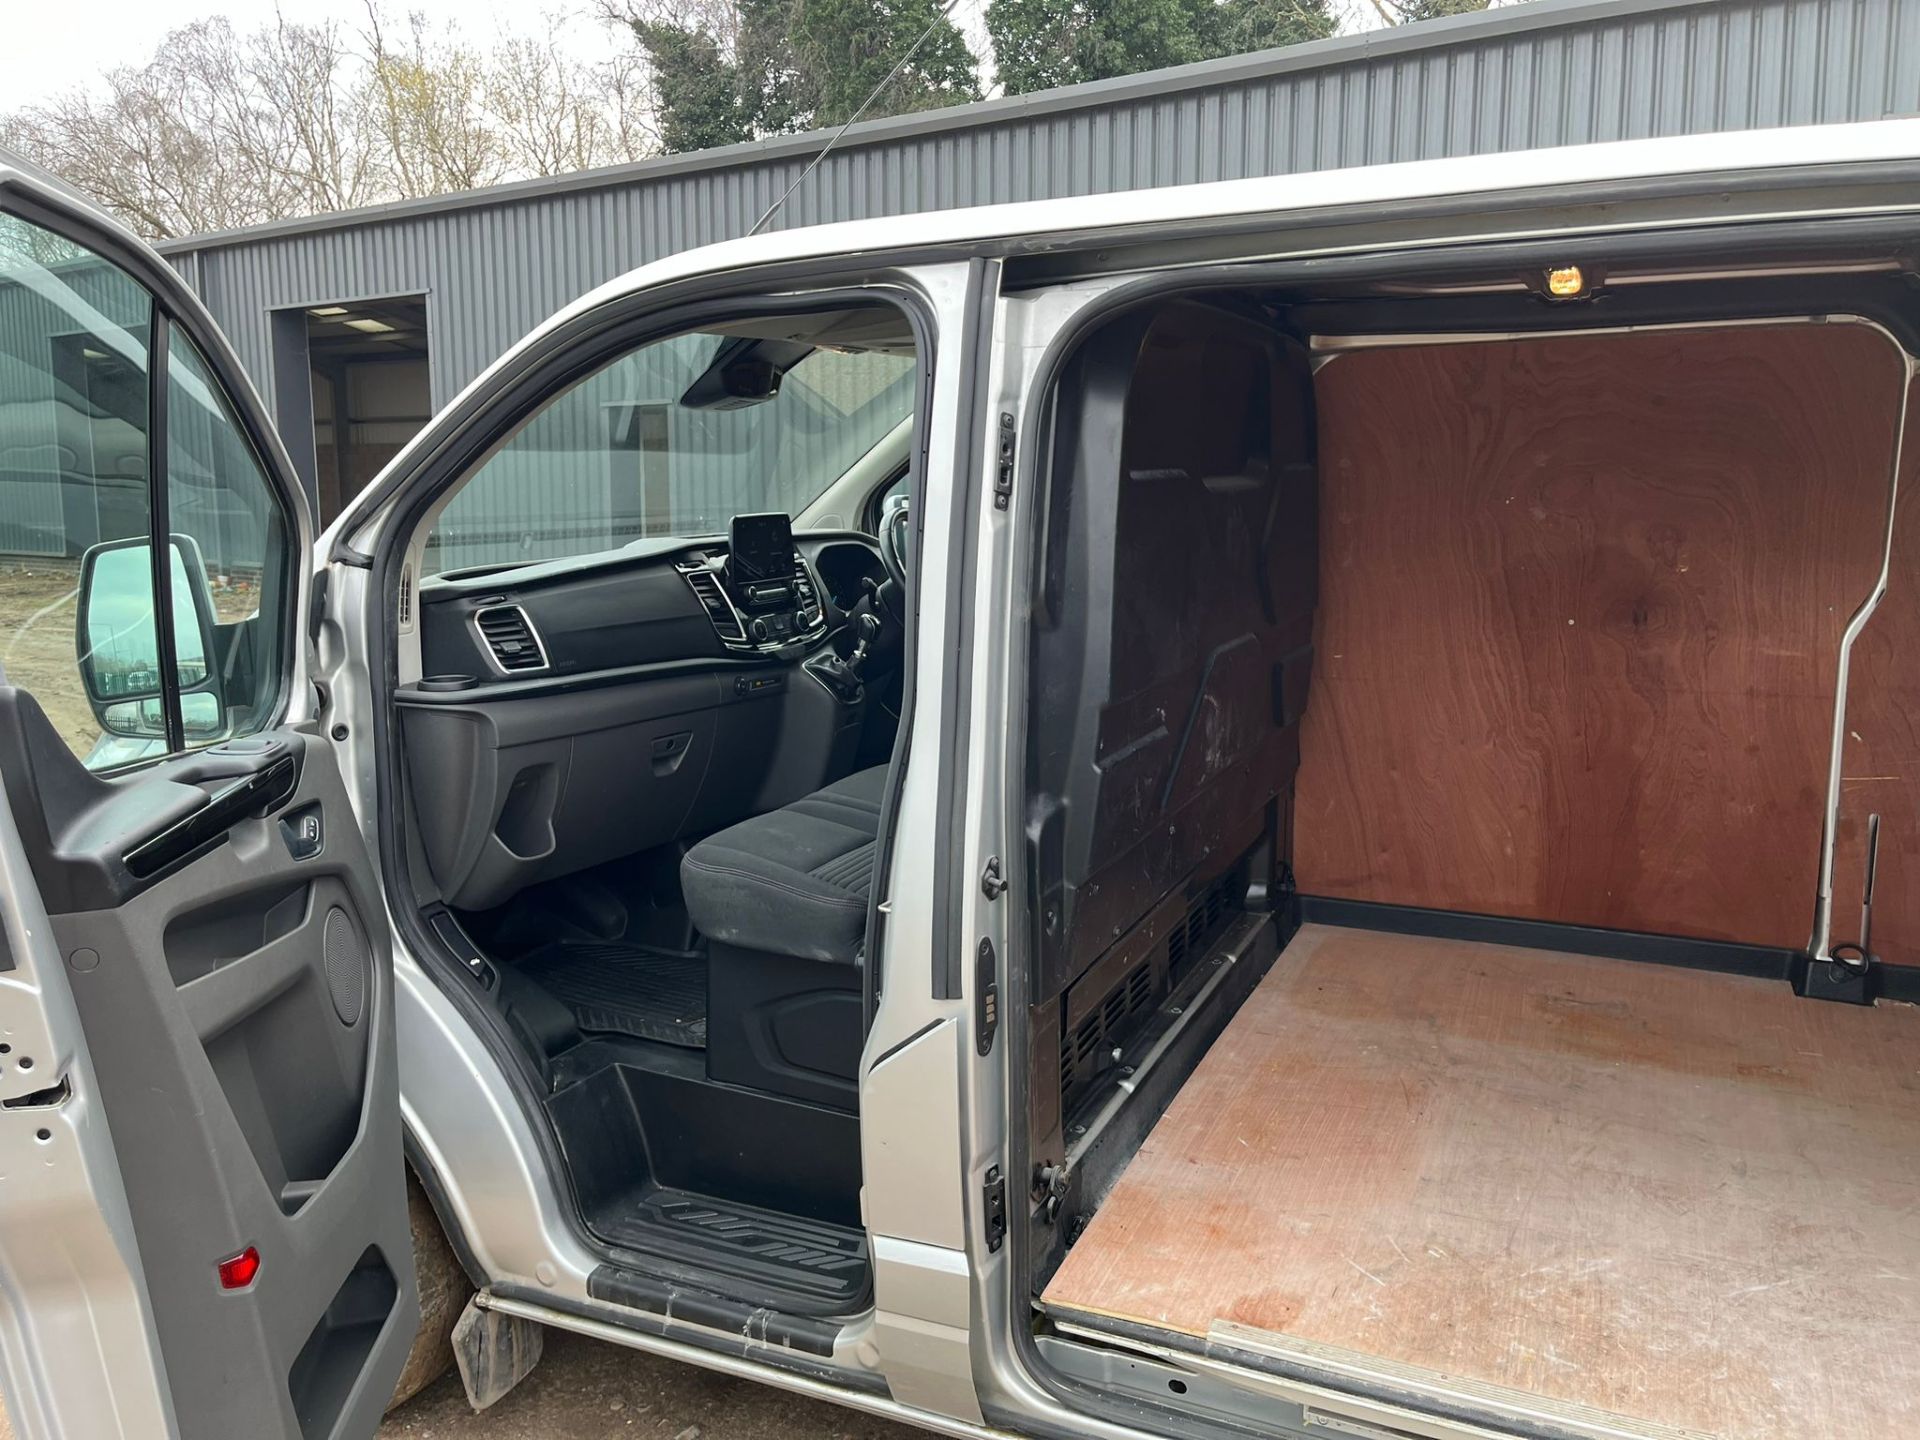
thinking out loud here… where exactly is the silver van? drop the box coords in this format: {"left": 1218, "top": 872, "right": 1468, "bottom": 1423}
{"left": 2, "top": 117, "right": 1917, "bottom": 1440}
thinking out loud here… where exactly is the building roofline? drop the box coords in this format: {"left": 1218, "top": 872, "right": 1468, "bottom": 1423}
{"left": 155, "top": 0, "right": 1708, "bottom": 256}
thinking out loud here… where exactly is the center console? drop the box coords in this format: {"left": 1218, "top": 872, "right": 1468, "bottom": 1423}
{"left": 677, "top": 512, "right": 826, "bottom": 652}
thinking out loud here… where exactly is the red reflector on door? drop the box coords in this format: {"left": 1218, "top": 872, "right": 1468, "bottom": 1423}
{"left": 217, "top": 1246, "right": 261, "bottom": 1290}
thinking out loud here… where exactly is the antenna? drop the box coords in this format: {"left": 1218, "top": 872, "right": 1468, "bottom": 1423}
{"left": 749, "top": 0, "right": 963, "bottom": 237}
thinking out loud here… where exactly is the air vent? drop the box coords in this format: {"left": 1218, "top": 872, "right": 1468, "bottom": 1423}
{"left": 791, "top": 557, "right": 825, "bottom": 632}
{"left": 396, "top": 563, "right": 413, "bottom": 631}
{"left": 1059, "top": 869, "right": 1243, "bottom": 1105}
{"left": 680, "top": 567, "right": 748, "bottom": 646}
{"left": 473, "top": 604, "right": 547, "bottom": 673}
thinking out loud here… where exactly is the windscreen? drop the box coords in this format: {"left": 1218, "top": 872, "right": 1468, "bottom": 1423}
{"left": 425, "top": 324, "right": 916, "bottom": 575}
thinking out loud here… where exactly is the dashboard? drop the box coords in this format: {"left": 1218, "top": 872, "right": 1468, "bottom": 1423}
{"left": 408, "top": 528, "right": 886, "bottom": 690}
{"left": 394, "top": 523, "right": 894, "bottom": 914}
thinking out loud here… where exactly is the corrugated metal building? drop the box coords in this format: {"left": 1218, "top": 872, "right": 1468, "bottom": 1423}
{"left": 86, "top": 0, "right": 1920, "bottom": 561}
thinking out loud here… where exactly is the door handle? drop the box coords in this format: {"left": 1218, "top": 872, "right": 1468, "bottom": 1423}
{"left": 123, "top": 752, "right": 301, "bottom": 879}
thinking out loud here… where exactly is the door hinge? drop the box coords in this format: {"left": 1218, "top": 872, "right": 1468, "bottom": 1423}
{"left": 992, "top": 411, "right": 1015, "bottom": 511}
{"left": 1032, "top": 1160, "right": 1070, "bottom": 1226}
{"left": 980, "top": 854, "right": 1007, "bottom": 900}
{"left": 975, "top": 936, "right": 999, "bottom": 1055}
{"left": 982, "top": 1165, "right": 1008, "bottom": 1252}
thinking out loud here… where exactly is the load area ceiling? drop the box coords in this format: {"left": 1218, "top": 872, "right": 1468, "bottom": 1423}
{"left": 1293, "top": 321, "right": 1910, "bottom": 951}
{"left": 1041, "top": 923, "right": 1920, "bottom": 1440}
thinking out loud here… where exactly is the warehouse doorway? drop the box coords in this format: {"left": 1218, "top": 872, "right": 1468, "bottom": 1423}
{"left": 271, "top": 295, "right": 431, "bottom": 525}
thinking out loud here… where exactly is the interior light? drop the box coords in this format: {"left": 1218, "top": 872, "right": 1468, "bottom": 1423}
{"left": 217, "top": 1245, "right": 261, "bottom": 1290}
{"left": 344, "top": 318, "right": 397, "bottom": 334}
{"left": 308, "top": 306, "right": 349, "bottom": 317}
{"left": 1546, "top": 265, "right": 1587, "bottom": 298}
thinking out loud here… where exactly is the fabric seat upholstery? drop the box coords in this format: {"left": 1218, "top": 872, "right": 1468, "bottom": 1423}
{"left": 681, "top": 766, "right": 886, "bottom": 964}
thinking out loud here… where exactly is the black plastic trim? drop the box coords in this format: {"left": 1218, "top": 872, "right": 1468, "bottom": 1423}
{"left": 391, "top": 653, "right": 793, "bottom": 706}
{"left": 146, "top": 311, "right": 184, "bottom": 754}
{"left": 492, "top": 1282, "right": 878, "bottom": 1392}
{"left": 123, "top": 752, "right": 300, "bottom": 879}
{"left": 585, "top": 1265, "right": 844, "bottom": 1357}
{"left": 1296, "top": 895, "right": 1800, "bottom": 981}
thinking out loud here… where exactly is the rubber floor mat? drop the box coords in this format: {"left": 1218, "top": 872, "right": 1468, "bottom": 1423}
{"left": 515, "top": 942, "right": 707, "bottom": 1048}
{"left": 589, "top": 1185, "right": 869, "bottom": 1313}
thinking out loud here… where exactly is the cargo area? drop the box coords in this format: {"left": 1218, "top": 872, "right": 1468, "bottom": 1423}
{"left": 1041, "top": 922, "right": 1920, "bottom": 1438}
{"left": 1020, "top": 272, "right": 1920, "bottom": 1438}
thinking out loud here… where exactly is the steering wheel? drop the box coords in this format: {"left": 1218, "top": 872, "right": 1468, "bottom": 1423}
{"left": 876, "top": 493, "right": 911, "bottom": 623}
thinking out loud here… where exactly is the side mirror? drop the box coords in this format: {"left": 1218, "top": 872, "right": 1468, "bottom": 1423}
{"left": 76, "top": 534, "right": 225, "bottom": 743}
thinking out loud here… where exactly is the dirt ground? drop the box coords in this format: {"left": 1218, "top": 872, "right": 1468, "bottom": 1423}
{"left": 0, "top": 560, "right": 98, "bottom": 757}
{"left": 0, "top": 1328, "right": 927, "bottom": 1439}
{"left": 382, "top": 1329, "right": 926, "bottom": 1440}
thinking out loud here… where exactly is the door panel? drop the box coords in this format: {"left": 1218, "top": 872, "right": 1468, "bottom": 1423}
{"left": 0, "top": 169, "right": 413, "bottom": 1439}
{"left": 0, "top": 686, "right": 417, "bottom": 1439}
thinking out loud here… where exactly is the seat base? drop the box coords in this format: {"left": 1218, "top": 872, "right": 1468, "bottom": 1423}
{"left": 706, "top": 942, "right": 862, "bottom": 1109}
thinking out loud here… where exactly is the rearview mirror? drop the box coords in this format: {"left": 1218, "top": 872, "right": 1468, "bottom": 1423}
{"left": 75, "top": 534, "right": 224, "bottom": 742}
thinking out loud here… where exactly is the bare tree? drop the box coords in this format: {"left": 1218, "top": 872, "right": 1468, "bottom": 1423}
{"left": 362, "top": 9, "right": 505, "bottom": 196}
{"left": 483, "top": 16, "right": 658, "bottom": 175}
{"left": 249, "top": 18, "right": 383, "bottom": 215}
{"left": 1, "top": 4, "right": 663, "bottom": 240}
{"left": 1, "top": 20, "right": 271, "bottom": 238}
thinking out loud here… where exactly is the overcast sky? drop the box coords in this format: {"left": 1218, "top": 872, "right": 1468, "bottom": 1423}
{"left": 3, "top": 0, "right": 1004, "bottom": 111}
{"left": 2, "top": 1, "right": 623, "bottom": 108}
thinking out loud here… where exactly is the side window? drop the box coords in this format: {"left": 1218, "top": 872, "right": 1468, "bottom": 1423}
{"left": 872, "top": 469, "right": 912, "bottom": 528}
{"left": 0, "top": 208, "right": 292, "bottom": 769}
{"left": 0, "top": 212, "right": 156, "bottom": 765}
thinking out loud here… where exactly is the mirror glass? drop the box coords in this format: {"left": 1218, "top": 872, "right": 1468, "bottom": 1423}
{"left": 81, "top": 540, "right": 212, "bottom": 703}
{"left": 97, "top": 690, "right": 223, "bottom": 742}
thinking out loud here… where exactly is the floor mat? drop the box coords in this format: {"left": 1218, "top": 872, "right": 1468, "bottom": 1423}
{"left": 516, "top": 942, "right": 707, "bottom": 1048}
{"left": 589, "top": 1185, "right": 869, "bottom": 1314}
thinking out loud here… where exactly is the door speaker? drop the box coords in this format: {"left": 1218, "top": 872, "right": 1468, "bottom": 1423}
{"left": 321, "top": 906, "right": 367, "bottom": 1027}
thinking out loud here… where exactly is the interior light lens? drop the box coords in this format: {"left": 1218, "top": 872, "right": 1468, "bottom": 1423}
{"left": 344, "top": 318, "right": 397, "bottom": 334}
{"left": 1547, "top": 265, "right": 1586, "bottom": 298}
{"left": 217, "top": 1245, "right": 261, "bottom": 1290}
{"left": 308, "top": 306, "right": 349, "bottom": 317}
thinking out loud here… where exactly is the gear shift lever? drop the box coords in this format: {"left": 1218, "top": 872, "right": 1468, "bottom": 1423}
{"left": 849, "top": 612, "right": 883, "bottom": 671}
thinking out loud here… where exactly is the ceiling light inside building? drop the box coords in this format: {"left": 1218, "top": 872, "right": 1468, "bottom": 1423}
{"left": 344, "top": 317, "right": 397, "bottom": 334}
{"left": 309, "top": 305, "right": 349, "bottom": 317}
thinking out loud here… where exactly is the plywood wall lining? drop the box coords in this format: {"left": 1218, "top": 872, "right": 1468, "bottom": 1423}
{"left": 1292, "top": 322, "right": 1906, "bottom": 948}
{"left": 1830, "top": 374, "right": 1920, "bottom": 967}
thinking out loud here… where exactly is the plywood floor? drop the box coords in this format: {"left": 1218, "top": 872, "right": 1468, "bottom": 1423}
{"left": 1042, "top": 924, "right": 1920, "bottom": 1440}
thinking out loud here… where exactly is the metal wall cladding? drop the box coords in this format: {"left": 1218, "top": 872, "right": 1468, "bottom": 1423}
{"left": 0, "top": 252, "right": 154, "bottom": 559}
{"left": 158, "top": 0, "right": 1920, "bottom": 436}
{"left": 1, "top": 246, "right": 280, "bottom": 573}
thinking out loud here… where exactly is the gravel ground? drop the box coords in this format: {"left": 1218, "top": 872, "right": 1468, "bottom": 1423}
{"left": 381, "top": 1329, "right": 928, "bottom": 1440}
{"left": 0, "top": 561, "right": 97, "bottom": 756}
{"left": 0, "top": 1328, "right": 930, "bottom": 1439}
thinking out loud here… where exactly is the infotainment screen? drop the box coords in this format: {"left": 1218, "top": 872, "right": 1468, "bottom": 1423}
{"left": 727, "top": 512, "right": 796, "bottom": 586}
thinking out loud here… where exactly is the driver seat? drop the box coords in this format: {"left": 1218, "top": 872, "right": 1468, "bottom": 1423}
{"left": 681, "top": 766, "right": 886, "bottom": 1108}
